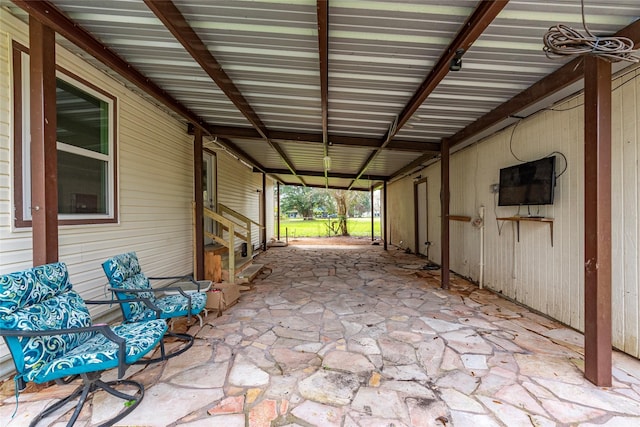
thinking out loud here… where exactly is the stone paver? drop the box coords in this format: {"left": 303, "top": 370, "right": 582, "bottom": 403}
{"left": 3, "top": 240, "right": 640, "bottom": 426}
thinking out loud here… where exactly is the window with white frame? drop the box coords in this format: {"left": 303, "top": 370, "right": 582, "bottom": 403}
{"left": 13, "top": 42, "right": 117, "bottom": 226}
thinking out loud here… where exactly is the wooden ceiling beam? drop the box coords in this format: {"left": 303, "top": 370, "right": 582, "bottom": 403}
{"left": 276, "top": 182, "right": 371, "bottom": 191}
{"left": 262, "top": 168, "right": 387, "bottom": 182}
{"left": 448, "top": 60, "right": 583, "bottom": 147}
{"left": 389, "top": 2, "right": 640, "bottom": 180}
{"left": 389, "top": 152, "right": 439, "bottom": 180}
{"left": 144, "top": 0, "right": 269, "bottom": 139}
{"left": 269, "top": 142, "right": 306, "bottom": 185}
{"left": 204, "top": 125, "right": 440, "bottom": 152}
{"left": 349, "top": 0, "right": 507, "bottom": 189}
{"left": 13, "top": 0, "right": 208, "bottom": 133}
{"left": 391, "top": 1, "right": 508, "bottom": 136}
{"left": 13, "top": 0, "right": 275, "bottom": 177}
{"left": 145, "top": 0, "right": 303, "bottom": 183}
{"left": 317, "top": 0, "right": 329, "bottom": 153}
{"left": 215, "top": 138, "right": 265, "bottom": 174}
{"left": 317, "top": 0, "right": 330, "bottom": 188}
{"left": 447, "top": 18, "right": 640, "bottom": 148}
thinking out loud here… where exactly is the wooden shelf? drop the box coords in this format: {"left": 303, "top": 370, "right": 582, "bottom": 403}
{"left": 448, "top": 215, "right": 471, "bottom": 222}
{"left": 496, "top": 216, "right": 554, "bottom": 246}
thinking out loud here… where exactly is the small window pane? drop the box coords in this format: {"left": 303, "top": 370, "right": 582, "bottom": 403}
{"left": 56, "top": 78, "right": 109, "bottom": 155}
{"left": 58, "top": 150, "right": 108, "bottom": 214}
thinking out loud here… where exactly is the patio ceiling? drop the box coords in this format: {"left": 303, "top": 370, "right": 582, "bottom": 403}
{"left": 9, "top": 0, "right": 640, "bottom": 190}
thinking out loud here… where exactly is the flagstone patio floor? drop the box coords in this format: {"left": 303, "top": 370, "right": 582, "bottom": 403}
{"left": 2, "top": 241, "right": 640, "bottom": 426}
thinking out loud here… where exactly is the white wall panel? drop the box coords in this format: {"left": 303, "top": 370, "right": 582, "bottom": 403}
{"left": 217, "top": 152, "right": 262, "bottom": 250}
{"left": 387, "top": 178, "right": 415, "bottom": 250}
{"left": 449, "top": 146, "right": 481, "bottom": 279}
{"left": 0, "top": 9, "right": 32, "bottom": 275}
{"left": 393, "top": 66, "right": 640, "bottom": 357}
{"left": 265, "top": 177, "right": 275, "bottom": 241}
{"left": 612, "top": 68, "right": 640, "bottom": 357}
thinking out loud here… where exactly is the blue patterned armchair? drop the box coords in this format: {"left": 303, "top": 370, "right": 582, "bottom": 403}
{"left": 102, "top": 252, "right": 209, "bottom": 362}
{"left": 0, "top": 262, "right": 167, "bottom": 427}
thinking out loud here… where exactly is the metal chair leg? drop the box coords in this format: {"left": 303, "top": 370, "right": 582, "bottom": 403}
{"left": 133, "top": 331, "right": 195, "bottom": 365}
{"left": 28, "top": 373, "right": 144, "bottom": 427}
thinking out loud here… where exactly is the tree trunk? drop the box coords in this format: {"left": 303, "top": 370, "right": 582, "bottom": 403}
{"left": 334, "top": 191, "right": 349, "bottom": 236}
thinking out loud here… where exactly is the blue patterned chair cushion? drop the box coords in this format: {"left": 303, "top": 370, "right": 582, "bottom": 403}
{"left": 0, "top": 262, "right": 167, "bottom": 384}
{"left": 102, "top": 252, "right": 155, "bottom": 320}
{"left": 130, "top": 292, "right": 207, "bottom": 322}
{"left": 102, "top": 252, "right": 206, "bottom": 323}
{"left": 31, "top": 319, "right": 167, "bottom": 383}
{"left": 0, "top": 262, "right": 72, "bottom": 316}
{"left": 0, "top": 263, "right": 93, "bottom": 379}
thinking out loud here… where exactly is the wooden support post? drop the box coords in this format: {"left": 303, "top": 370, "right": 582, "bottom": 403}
{"left": 193, "top": 127, "right": 205, "bottom": 280}
{"left": 29, "top": 17, "right": 58, "bottom": 266}
{"left": 383, "top": 181, "right": 388, "bottom": 251}
{"left": 584, "top": 55, "right": 612, "bottom": 386}
{"left": 441, "top": 138, "right": 450, "bottom": 290}
{"left": 413, "top": 180, "right": 419, "bottom": 255}
{"left": 228, "top": 231, "right": 235, "bottom": 284}
{"left": 277, "top": 182, "right": 281, "bottom": 240}
{"left": 262, "top": 173, "right": 267, "bottom": 250}
{"left": 371, "top": 186, "right": 375, "bottom": 241}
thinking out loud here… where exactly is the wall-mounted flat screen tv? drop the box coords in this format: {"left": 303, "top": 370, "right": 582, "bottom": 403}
{"left": 498, "top": 156, "right": 556, "bottom": 206}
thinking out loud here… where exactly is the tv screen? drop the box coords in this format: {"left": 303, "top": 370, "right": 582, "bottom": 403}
{"left": 498, "top": 156, "right": 556, "bottom": 206}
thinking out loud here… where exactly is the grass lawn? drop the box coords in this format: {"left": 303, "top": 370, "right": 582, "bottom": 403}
{"left": 278, "top": 217, "right": 381, "bottom": 238}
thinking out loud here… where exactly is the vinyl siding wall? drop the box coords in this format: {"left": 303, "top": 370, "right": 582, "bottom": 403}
{"left": 0, "top": 10, "right": 196, "bottom": 376}
{"left": 265, "top": 177, "right": 275, "bottom": 241}
{"left": 387, "top": 178, "right": 414, "bottom": 251}
{"left": 388, "top": 66, "right": 640, "bottom": 358}
{"left": 217, "top": 152, "right": 263, "bottom": 251}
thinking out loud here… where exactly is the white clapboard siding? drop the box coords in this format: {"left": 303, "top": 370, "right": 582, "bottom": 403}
{"left": 388, "top": 166, "right": 442, "bottom": 260}
{"left": 217, "top": 152, "right": 262, "bottom": 250}
{"left": 387, "top": 178, "right": 415, "bottom": 250}
{"left": 389, "top": 67, "right": 640, "bottom": 357}
{"left": 0, "top": 10, "right": 196, "bottom": 377}
{"left": 265, "top": 177, "right": 275, "bottom": 241}
{"left": 612, "top": 68, "right": 640, "bottom": 357}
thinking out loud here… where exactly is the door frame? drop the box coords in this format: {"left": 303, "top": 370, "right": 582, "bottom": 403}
{"left": 414, "top": 177, "right": 429, "bottom": 256}
{"left": 203, "top": 149, "right": 217, "bottom": 245}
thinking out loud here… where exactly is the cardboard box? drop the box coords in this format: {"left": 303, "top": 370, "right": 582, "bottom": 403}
{"left": 206, "top": 282, "right": 240, "bottom": 312}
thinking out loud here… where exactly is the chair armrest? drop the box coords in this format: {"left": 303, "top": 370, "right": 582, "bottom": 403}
{"left": 107, "top": 285, "right": 197, "bottom": 321}
{"left": 157, "top": 288, "right": 194, "bottom": 321}
{"left": 108, "top": 285, "right": 190, "bottom": 300}
{"left": 143, "top": 283, "right": 196, "bottom": 322}
{"left": 0, "top": 324, "right": 129, "bottom": 379}
{"left": 86, "top": 298, "right": 163, "bottom": 319}
{"left": 149, "top": 275, "right": 200, "bottom": 291}
{"left": 107, "top": 287, "right": 165, "bottom": 295}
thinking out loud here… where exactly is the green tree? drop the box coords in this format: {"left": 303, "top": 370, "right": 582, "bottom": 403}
{"left": 280, "top": 186, "right": 331, "bottom": 219}
{"left": 348, "top": 191, "right": 371, "bottom": 217}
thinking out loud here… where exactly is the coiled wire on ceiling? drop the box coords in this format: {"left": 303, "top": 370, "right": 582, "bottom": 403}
{"left": 542, "top": 0, "right": 639, "bottom": 63}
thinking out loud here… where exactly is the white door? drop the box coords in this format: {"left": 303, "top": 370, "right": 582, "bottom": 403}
{"left": 203, "top": 152, "right": 217, "bottom": 245}
{"left": 416, "top": 180, "right": 429, "bottom": 256}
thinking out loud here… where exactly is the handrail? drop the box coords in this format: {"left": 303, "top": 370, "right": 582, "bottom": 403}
{"left": 218, "top": 224, "right": 248, "bottom": 240}
{"left": 201, "top": 204, "right": 263, "bottom": 283}
{"left": 204, "top": 207, "right": 235, "bottom": 230}
{"left": 217, "top": 203, "right": 262, "bottom": 258}
{"left": 219, "top": 203, "right": 263, "bottom": 229}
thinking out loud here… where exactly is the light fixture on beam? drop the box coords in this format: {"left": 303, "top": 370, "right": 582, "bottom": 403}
{"left": 449, "top": 48, "right": 465, "bottom": 71}
{"left": 323, "top": 156, "right": 331, "bottom": 171}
